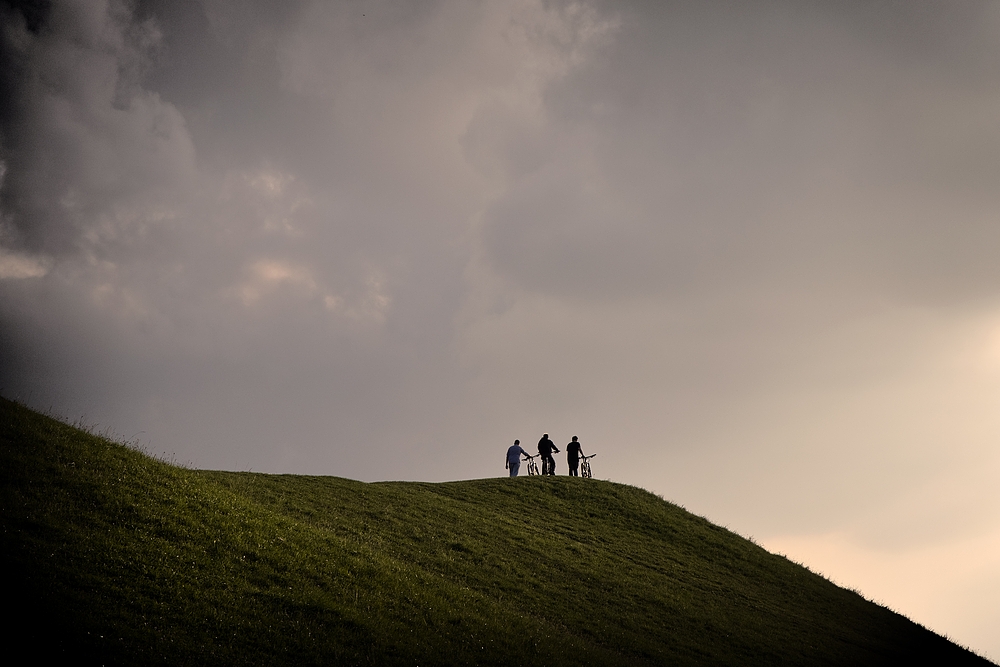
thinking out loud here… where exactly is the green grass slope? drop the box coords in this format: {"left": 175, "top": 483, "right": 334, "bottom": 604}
{"left": 1, "top": 398, "right": 991, "bottom": 666}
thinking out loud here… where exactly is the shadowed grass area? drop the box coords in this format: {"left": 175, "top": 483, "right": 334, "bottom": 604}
{"left": 1, "top": 397, "right": 992, "bottom": 665}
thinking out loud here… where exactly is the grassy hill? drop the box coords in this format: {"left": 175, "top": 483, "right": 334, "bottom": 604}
{"left": 1, "top": 397, "right": 991, "bottom": 666}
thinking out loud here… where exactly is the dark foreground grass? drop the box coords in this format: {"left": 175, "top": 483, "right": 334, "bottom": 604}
{"left": 1, "top": 398, "right": 991, "bottom": 665}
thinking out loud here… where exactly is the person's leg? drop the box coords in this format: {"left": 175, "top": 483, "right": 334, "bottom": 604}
{"left": 509, "top": 460, "right": 519, "bottom": 477}
{"left": 569, "top": 461, "right": 578, "bottom": 476}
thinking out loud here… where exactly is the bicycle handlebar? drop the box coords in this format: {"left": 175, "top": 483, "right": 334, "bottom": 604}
{"left": 580, "top": 453, "right": 597, "bottom": 460}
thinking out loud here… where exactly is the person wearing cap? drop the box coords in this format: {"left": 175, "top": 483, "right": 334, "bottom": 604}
{"left": 537, "top": 433, "right": 559, "bottom": 475}
{"left": 566, "top": 436, "right": 584, "bottom": 476}
{"left": 505, "top": 439, "right": 527, "bottom": 477}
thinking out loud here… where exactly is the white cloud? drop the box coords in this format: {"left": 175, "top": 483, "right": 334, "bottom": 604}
{"left": 0, "top": 249, "right": 51, "bottom": 279}
{"left": 238, "top": 258, "right": 317, "bottom": 305}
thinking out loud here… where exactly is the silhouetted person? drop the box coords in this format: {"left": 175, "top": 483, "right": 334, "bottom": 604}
{"left": 566, "top": 436, "right": 583, "bottom": 476}
{"left": 537, "top": 433, "right": 559, "bottom": 475}
{"left": 505, "top": 439, "right": 527, "bottom": 477}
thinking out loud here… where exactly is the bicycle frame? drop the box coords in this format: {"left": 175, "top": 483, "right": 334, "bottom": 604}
{"left": 579, "top": 453, "right": 596, "bottom": 478}
{"left": 522, "top": 454, "right": 540, "bottom": 476}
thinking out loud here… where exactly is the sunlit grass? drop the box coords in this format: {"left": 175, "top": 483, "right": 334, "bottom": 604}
{"left": 1, "top": 398, "right": 991, "bottom": 665}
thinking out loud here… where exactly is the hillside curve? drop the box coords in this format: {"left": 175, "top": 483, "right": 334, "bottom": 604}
{"left": 1, "top": 398, "right": 991, "bottom": 665}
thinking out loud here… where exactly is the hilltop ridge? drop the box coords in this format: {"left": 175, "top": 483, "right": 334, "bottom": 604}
{"left": 1, "top": 398, "right": 991, "bottom": 665}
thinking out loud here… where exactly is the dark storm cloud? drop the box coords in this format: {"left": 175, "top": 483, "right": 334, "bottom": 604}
{"left": 1, "top": 0, "right": 997, "bottom": 485}
{"left": 480, "top": 0, "right": 1000, "bottom": 305}
{"left": 1, "top": 0, "right": 594, "bottom": 477}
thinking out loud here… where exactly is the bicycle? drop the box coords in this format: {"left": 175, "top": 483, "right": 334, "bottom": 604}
{"left": 522, "top": 454, "right": 540, "bottom": 476}
{"left": 579, "top": 453, "right": 596, "bottom": 479}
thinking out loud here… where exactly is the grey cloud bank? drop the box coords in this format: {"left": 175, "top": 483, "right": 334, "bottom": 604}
{"left": 2, "top": 0, "right": 1000, "bottom": 659}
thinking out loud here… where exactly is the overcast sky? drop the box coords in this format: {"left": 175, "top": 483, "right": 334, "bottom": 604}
{"left": 3, "top": 0, "right": 1000, "bottom": 658}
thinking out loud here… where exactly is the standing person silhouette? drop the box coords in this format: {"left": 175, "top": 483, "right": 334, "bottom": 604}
{"left": 505, "top": 439, "right": 527, "bottom": 477}
{"left": 537, "top": 433, "right": 559, "bottom": 475}
{"left": 566, "top": 436, "right": 584, "bottom": 476}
